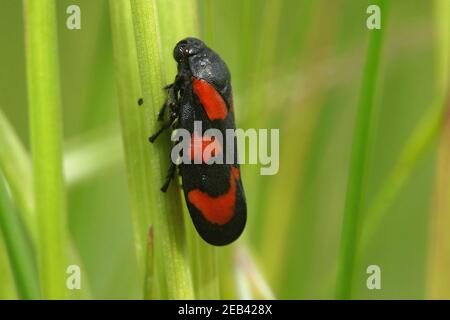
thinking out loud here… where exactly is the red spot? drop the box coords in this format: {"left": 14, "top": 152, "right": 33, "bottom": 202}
{"left": 192, "top": 78, "right": 228, "bottom": 120}
{"left": 188, "top": 167, "right": 240, "bottom": 225}
{"left": 189, "top": 133, "right": 222, "bottom": 163}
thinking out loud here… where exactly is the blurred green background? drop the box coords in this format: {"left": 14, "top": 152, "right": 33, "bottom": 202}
{"left": 0, "top": 0, "right": 448, "bottom": 299}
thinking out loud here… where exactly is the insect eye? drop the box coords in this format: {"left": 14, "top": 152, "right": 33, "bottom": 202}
{"left": 174, "top": 44, "right": 186, "bottom": 61}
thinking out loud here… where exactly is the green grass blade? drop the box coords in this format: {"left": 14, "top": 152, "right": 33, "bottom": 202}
{"left": 358, "top": 0, "right": 450, "bottom": 292}
{"left": 23, "top": 0, "right": 68, "bottom": 299}
{"left": 336, "top": 0, "right": 389, "bottom": 300}
{"left": 191, "top": 237, "right": 219, "bottom": 299}
{"left": 360, "top": 100, "right": 444, "bottom": 251}
{"left": 234, "top": 246, "right": 275, "bottom": 300}
{"left": 1, "top": 106, "right": 92, "bottom": 299}
{"left": 156, "top": 0, "right": 219, "bottom": 300}
{"left": 199, "top": 0, "right": 214, "bottom": 45}
{"left": 109, "top": 0, "right": 148, "bottom": 292}
{"left": 0, "top": 172, "right": 40, "bottom": 299}
{"left": 434, "top": 0, "right": 450, "bottom": 96}
{"left": 130, "top": 0, "right": 194, "bottom": 299}
{"left": 427, "top": 105, "right": 450, "bottom": 299}
{"left": 143, "top": 226, "right": 156, "bottom": 299}
{"left": 0, "top": 238, "right": 17, "bottom": 299}
{"left": 64, "top": 128, "right": 123, "bottom": 186}
{"left": 426, "top": 0, "right": 450, "bottom": 299}
{"left": 0, "top": 108, "right": 36, "bottom": 242}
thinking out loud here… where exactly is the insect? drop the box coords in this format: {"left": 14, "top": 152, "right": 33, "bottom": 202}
{"left": 148, "top": 37, "right": 246, "bottom": 246}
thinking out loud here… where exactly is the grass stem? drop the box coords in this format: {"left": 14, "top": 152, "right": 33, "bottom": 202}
{"left": 109, "top": 0, "right": 149, "bottom": 292}
{"left": 0, "top": 108, "right": 36, "bottom": 242}
{"left": 335, "top": 0, "right": 389, "bottom": 299}
{"left": 23, "top": 0, "right": 68, "bottom": 299}
{"left": 426, "top": 0, "right": 450, "bottom": 299}
{"left": 0, "top": 172, "right": 40, "bottom": 299}
{"left": 130, "top": 0, "right": 194, "bottom": 299}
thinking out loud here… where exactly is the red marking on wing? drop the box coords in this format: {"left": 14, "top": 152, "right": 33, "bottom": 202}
{"left": 189, "top": 133, "right": 222, "bottom": 163}
{"left": 192, "top": 78, "right": 228, "bottom": 120}
{"left": 188, "top": 167, "right": 240, "bottom": 225}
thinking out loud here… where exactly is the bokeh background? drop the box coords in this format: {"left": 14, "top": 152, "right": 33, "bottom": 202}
{"left": 0, "top": 0, "right": 448, "bottom": 299}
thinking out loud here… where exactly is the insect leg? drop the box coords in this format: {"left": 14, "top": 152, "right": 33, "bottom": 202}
{"left": 158, "top": 82, "right": 179, "bottom": 121}
{"left": 149, "top": 111, "right": 178, "bottom": 143}
{"left": 148, "top": 121, "right": 172, "bottom": 143}
{"left": 160, "top": 161, "right": 177, "bottom": 192}
{"left": 157, "top": 103, "right": 168, "bottom": 121}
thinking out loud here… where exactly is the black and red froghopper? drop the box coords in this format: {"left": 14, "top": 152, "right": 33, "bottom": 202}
{"left": 149, "top": 37, "right": 246, "bottom": 246}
